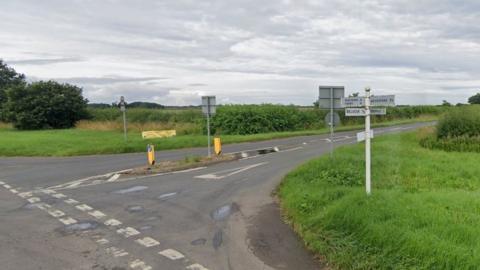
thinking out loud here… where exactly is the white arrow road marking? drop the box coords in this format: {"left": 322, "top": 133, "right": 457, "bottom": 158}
{"left": 195, "top": 162, "right": 268, "bottom": 180}
{"left": 159, "top": 249, "right": 185, "bottom": 260}
{"left": 135, "top": 237, "right": 160, "bottom": 247}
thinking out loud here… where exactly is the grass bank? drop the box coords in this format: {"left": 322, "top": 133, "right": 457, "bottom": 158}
{"left": 0, "top": 116, "right": 435, "bottom": 157}
{"left": 279, "top": 131, "right": 480, "bottom": 269}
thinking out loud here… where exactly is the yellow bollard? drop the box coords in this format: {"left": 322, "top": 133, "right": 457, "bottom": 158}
{"left": 147, "top": 144, "right": 155, "bottom": 166}
{"left": 214, "top": 137, "right": 222, "bottom": 155}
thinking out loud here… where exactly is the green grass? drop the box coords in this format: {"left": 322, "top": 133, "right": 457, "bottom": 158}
{"left": 0, "top": 116, "right": 435, "bottom": 156}
{"left": 279, "top": 131, "right": 480, "bottom": 269}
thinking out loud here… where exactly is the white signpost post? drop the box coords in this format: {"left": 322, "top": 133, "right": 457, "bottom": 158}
{"left": 342, "top": 88, "right": 395, "bottom": 195}
{"left": 119, "top": 96, "right": 127, "bottom": 142}
{"left": 202, "top": 96, "right": 216, "bottom": 157}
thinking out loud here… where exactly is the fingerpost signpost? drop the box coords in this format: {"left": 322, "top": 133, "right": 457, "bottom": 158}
{"left": 342, "top": 88, "right": 395, "bottom": 195}
{"left": 119, "top": 96, "right": 127, "bottom": 142}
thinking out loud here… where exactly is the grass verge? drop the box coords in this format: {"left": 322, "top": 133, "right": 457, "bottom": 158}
{"left": 279, "top": 131, "right": 480, "bottom": 269}
{"left": 0, "top": 116, "right": 435, "bottom": 157}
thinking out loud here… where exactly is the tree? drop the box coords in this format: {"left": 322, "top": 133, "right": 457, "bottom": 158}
{"left": 4, "top": 80, "right": 89, "bottom": 130}
{"left": 442, "top": 100, "right": 452, "bottom": 106}
{"left": 468, "top": 93, "right": 480, "bottom": 104}
{"left": 349, "top": 92, "right": 360, "bottom": 97}
{"left": 127, "top": 101, "right": 165, "bottom": 109}
{"left": 0, "top": 60, "right": 26, "bottom": 120}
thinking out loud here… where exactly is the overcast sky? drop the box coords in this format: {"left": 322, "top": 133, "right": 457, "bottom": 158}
{"left": 1, "top": 0, "right": 479, "bottom": 105}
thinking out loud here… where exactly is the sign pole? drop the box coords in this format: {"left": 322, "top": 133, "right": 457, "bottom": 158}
{"left": 123, "top": 110, "right": 127, "bottom": 142}
{"left": 330, "top": 87, "right": 334, "bottom": 156}
{"left": 365, "top": 87, "right": 371, "bottom": 195}
{"left": 207, "top": 105, "right": 211, "bottom": 158}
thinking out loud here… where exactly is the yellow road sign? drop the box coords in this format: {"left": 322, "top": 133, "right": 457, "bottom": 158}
{"left": 214, "top": 137, "right": 222, "bottom": 155}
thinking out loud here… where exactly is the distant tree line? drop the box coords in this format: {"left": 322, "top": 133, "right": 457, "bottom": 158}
{"left": 88, "top": 101, "right": 165, "bottom": 109}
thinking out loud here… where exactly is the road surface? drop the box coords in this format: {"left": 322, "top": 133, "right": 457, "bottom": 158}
{"left": 0, "top": 122, "right": 430, "bottom": 270}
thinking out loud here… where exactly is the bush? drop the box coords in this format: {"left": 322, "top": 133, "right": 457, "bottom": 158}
{"left": 4, "top": 81, "right": 89, "bottom": 130}
{"left": 436, "top": 105, "right": 480, "bottom": 138}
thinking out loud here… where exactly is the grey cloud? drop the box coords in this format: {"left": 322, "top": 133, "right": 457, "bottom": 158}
{"left": 7, "top": 57, "right": 84, "bottom": 65}
{"left": 54, "top": 76, "right": 168, "bottom": 85}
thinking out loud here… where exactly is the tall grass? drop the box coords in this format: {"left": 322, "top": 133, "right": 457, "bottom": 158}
{"left": 280, "top": 132, "right": 480, "bottom": 269}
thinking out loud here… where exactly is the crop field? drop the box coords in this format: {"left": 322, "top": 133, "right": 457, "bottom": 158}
{"left": 279, "top": 131, "right": 480, "bottom": 269}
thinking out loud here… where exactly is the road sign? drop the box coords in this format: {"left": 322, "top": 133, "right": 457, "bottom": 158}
{"left": 202, "top": 96, "right": 216, "bottom": 116}
{"left": 357, "top": 130, "right": 374, "bottom": 142}
{"left": 325, "top": 112, "right": 341, "bottom": 127}
{"left": 318, "top": 86, "right": 344, "bottom": 109}
{"left": 341, "top": 96, "right": 364, "bottom": 108}
{"left": 345, "top": 108, "right": 386, "bottom": 116}
{"left": 342, "top": 95, "right": 395, "bottom": 108}
{"left": 201, "top": 96, "right": 216, "bottom": 157}
{"left": 370, "top": 95, "right": 395, "bottom": 107}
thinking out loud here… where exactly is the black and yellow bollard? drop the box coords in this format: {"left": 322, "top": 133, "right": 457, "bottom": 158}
{"left": 147, "top": 144, "right": 155, "bottom": 166}
{"left": 214, "top": 137, "right": 222, "bottom": 155}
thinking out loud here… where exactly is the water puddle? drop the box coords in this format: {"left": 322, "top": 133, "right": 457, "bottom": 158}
{"left": 212, "top": 229, "right": 223, "bottom": 249}
{"left": 157, "top": 192, "right": 177, "bottom": 201}
{"left": 125, "top": 205, "right": 144, "bottom": 213}
{"left": 191, "top": 238, "right": 207, "bottom": 246}
{"left": 211, "top": 203, "right": 239, "bottom": 221}
{"left": 113, "top": 185, "right": 148, "bottom": 194}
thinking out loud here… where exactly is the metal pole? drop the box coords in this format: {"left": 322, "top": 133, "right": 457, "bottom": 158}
{"left": 330, "top": 87, "right": 334, "bottom": 156}
{"left": 365, "top": 87, "right": 371, "bottom": 195}
{"left": 123, "top": 110, "right": 127, "bottom": 142}
{"left": 207, "top": 101, "right": 211, "bottom": 158}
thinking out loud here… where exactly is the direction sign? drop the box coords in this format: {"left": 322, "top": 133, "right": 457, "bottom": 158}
{"left": 342, "top": 97, "right": 364, "bottom": 108}
{"left": 345, "top": 108, "right": 386, "bottom": 116}
{"left": 370, "top": 95, "right": 395, "bottom": 107}
{"left": 342, "top": 95, "right": 395, "bottom": 108}
{"left": 318, "top": 86, "right": 345, "bottom": 109}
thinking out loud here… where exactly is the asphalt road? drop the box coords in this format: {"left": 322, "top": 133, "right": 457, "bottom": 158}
{"left": 0, "top": 122, "right": 431, "bottom": 270}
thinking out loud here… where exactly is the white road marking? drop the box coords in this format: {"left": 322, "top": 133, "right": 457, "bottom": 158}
{"left": 135, "top": 237, "right": 160, "bottom": 247}
{"left": 88, "top": 210, "right": 106, "bottom": 219}
{"left": 4, "top": 184, "right": 11, "bottom": 189}
{"left": 27, "top": 197, "right": 41, "bottom": 203}
{"left": 64, "top": 198, "right": 79, "bottom": 204}
{"left": 104, "top": 219, "right": 122, "bottom": 226}
{"left": 10, "top": 189, "right": 19, "bottom": 194}
{"left": 48, "top": 210, "right": 65, "bottom": 218}
{"left": 117, "top": 227, "right": 140, "bottom": 238}
{"left": 96, "top": 238, "right": 110, "bottom": 245}
{"left": 51, "top": 193, "right": 67, "bottom": 199}
{"left": 36, "top": 203, "right": 51, "bottom": 210}
{"left": 195, "top": 162, "right": 268, "bottom": 180}
{"left": 106, "top": 246, "right": 129, "bottom": 257}
{"left": 76, "top": 204, "right": 93, "bottom": 211}
{"left": 107, "top": 173, "right": 121, "bottom": 182}
{"left": 41, "top": 189, "right": 56, "bottom": 194}
{"left": 0, "top": 181, "right": 4, "bottom": 185}
{"left": 59, "top": 217, "right": 77, "bottom": 225}
{"left": 186, "top": 263, "right": 209, "bottom": 270}
{"left": 159, "top": 249, "right": 185, "bottom": 260}
{"left": 18, "top": 191, "right": 33, "bottom": 198}
{"left": 279, "top": 146, "right": 303, "bottom": 152}
{"left": 129, "top": 259, "right": 152, "bottom": 270}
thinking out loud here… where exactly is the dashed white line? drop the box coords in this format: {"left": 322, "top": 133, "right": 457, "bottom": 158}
{"left": 88, "top": 210, "right": 106, "bottom": 219}
{"left": 186, "top": 263, "right": 209, "bottom": 270}
{"left": 159, "top": 249, "right": 185, "bottom": 260}
{"left": 64, "top": 198, "right": 79, "bottom": 205}
{"left": 27, "top": 197, "right": 41, "bottom": 203}
{"left": 4, "top": 184, "right": 11, "bottom": 189}
{"left": 106, "top": 246, "right": 129, "bottom": 257}
{"left": 18, "top": 191, "right": 33, "bottom": 198}
{"left": 10, "top": 189, "right": 19, "bottom": 194}
{"left": 104, "top": 219, "right": 122, "bottom": 226}
{"left": 129, "top": 259, "right": 152, "bottom": 270}
{"left": 41, "top": 189, "right": 56, "bottom": 194}
{"left": 96, "top": 238, "right": 110, "bottom": 245}
{"left": 48, "top": 210, "right": 65, "bottom": 218}
{"left": 0, "top": 181, "right": 5, "bottom": 185}
{"left": 59, "top": 217, "right": 77, "bottom": 225}
{"left": 135, "top": 237, "right": 160, "bottom": 248}
{"left": 35, "top": 203, "right": 51, "bottom": 210}
{"left": 51, "top": 193, "right": 67, "bottom": 199}
{"left": 117, "top": 227, "right": 140, "bottom": 238}
{"left": 107, "top": 173, "right": 121, "bottom": 182}
{"left": 76, "top": 204, "right": 93, "bottom": 211}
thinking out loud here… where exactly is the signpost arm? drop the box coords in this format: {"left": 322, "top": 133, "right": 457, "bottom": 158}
{"left": 365, "top": 88, "right": 371, "bottom": 195}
